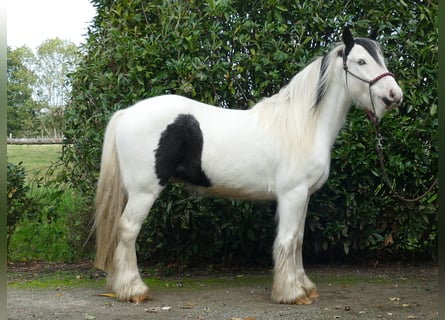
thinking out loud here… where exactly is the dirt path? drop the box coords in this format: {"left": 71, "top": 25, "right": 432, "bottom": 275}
{"left": 7, "top": 263, "right": 438, "bottom": 320}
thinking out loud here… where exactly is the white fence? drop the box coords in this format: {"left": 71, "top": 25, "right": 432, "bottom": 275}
{"left": 7, "top": 138, "right": 64, "bottom": 144}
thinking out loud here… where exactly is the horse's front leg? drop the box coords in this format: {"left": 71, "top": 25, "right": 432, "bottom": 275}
{"left": 271, "top": 187, "right": 318, "bottom": 304}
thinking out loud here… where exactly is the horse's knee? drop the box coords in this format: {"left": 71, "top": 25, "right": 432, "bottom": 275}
{"left": 118, "top": 218, "right": 140, "bottom": 244}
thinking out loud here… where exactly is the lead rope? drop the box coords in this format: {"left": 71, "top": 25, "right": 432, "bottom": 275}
{"left": 365, "top": 110, "right": 438, "bottom": 203}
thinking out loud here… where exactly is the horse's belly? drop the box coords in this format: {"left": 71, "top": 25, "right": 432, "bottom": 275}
{"left": 199, "top": 184, "right": 276, "bottom": 200}
{"left": 198, "top": 141, "right": 278, "bottom": 200}
{"left": 200, "top": 155, "right": 278, "bottom": 200}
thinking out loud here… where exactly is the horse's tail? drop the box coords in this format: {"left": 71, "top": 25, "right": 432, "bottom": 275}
{"left": 93, "top": 110, "right": 127, "bottom": 273}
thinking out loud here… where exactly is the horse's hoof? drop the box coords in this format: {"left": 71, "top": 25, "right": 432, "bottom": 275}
{"left": 295, "top": 295, "right": 313, "bottom": 305}
{"left": 130, "top": 292, "right": 151, "bottom": 303}
{"left": 308, "top": 288, "right": 319, "bottom": 300}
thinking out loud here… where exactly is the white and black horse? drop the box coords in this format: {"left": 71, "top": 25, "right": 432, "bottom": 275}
{"left": 94, "top": 28, "right": 402, "bottom": 304}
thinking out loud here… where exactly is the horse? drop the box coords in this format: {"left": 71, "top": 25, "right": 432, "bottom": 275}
{"left": 93, "top": 27, "right": 403, "bottom": 304}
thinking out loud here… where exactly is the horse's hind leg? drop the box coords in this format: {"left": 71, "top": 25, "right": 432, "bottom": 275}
{"left": 271, "top": 187, "right": 317, "bottom": 304}
{"left": 107, "top": 191, "right": 158, "bottom": 302}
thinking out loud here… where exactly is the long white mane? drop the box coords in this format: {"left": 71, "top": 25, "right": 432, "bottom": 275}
{"left": 251, "top": 44, "right": 341, "bottom": 152}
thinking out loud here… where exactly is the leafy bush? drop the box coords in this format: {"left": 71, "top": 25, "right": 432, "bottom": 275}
{"left": 138, "top": 184, "right": 276, "bottom": 265}
{"left": 306, "top": 109, "right": 438, "bottom": 262}
{"left": 7, "top": 159, "right": 91, "bottom": 261}
{"left": 7, "top": 162, "right": 33, "bottom": 253}
{"left": 7, "top": 181, "right": 92, "bottom": 262}
{"left": 63, "top": 0, "right": 437, "bottom": 264}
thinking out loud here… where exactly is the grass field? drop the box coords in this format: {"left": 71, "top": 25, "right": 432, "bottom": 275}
{"left": 7, "top": 144, "right": 62, "bottom": 182}
{"left": 7, "top": 144, "right": 84, "bottom": 262}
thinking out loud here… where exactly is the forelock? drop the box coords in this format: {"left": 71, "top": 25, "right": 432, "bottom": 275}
{"left": 354, "top": 38, "right": 384, "bottom": 66}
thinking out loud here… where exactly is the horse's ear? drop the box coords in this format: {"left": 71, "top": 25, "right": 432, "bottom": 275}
{"left": 343, "top": 26, "right": 354, "bottom": 57}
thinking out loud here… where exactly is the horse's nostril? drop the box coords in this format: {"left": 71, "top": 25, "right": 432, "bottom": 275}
{"left": 390, "top": 89, "right": 403, "bottom": 106}
{"left": 382, "top": 95, "right": 401, "bottom": 108}
{"left": 382, "top": 97, "right": 392, "bottom": 106}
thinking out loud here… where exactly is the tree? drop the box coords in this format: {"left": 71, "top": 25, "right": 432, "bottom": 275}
{"left": 64, "top": 0, "right": 437, "bottom": 263}
{"left": 7, "top": 46, "right": 38, "bottom": 137}
{"left": 7, "top": 39, "right": 81, "bottom": 138}
{"left": 34, "top": 38, "right": 80, "bottom": 138}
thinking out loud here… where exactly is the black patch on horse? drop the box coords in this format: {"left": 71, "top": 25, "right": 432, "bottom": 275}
{"left": 155, "top": 114, "right": 212, "bottom": 187}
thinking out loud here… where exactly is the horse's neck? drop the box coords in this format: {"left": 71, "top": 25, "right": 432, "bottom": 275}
{"left": 314, "top": 76, "right": 352, "bottom": 150}
{"left": 249, "top": 60, "right": 351, "bottom": 156}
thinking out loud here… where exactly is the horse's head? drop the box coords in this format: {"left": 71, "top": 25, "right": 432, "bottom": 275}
{"left": 341, "top": 27, "right": 403, "bottom": 120}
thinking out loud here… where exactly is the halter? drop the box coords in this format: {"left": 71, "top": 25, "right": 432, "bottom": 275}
{"left": 342, "top": 51, "right": 395, "bottom": 116}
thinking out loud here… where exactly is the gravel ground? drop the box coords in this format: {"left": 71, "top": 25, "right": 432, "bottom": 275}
{"left": 7, "top": 263, "right": 438, "bottom": 320}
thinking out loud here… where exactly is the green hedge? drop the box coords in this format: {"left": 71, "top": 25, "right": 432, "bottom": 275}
{"left": 63, "top": 0, "right": 437, "bottom": 264}
{"left": 7, "top": 162, "right": 31, "bottom": 252}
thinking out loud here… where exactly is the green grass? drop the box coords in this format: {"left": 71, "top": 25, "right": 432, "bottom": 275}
{"left": 8, "top": 270, "right": 105, "bottom": 289}
{"left": 7, "top": 144, "right": 62, "bottom": 182}
{"left": 8, "top": 267, "right": 394, "bottom": 290}
{"left": 7, "top": 143, "right": 91, "bottom": 263}
{"left": 8, "top": 269, "right": 271, "bottom": 290}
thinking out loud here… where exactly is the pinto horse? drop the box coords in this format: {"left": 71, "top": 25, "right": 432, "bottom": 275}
{"left": 93, "top": 27, "right": 403, "bottom": 304}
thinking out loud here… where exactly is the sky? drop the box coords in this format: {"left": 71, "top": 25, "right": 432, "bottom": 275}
{"left": 7, "top": 0, "right": 97, "bottom": 50}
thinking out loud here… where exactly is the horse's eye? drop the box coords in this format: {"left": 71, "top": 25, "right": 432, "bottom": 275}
{"left": 358, "top": 59, "right": 366, "bottom": 65}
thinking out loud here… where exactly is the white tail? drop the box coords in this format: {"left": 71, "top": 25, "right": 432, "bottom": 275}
{"left": 94, "top": 110, "right": 127, "bottom": 273}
